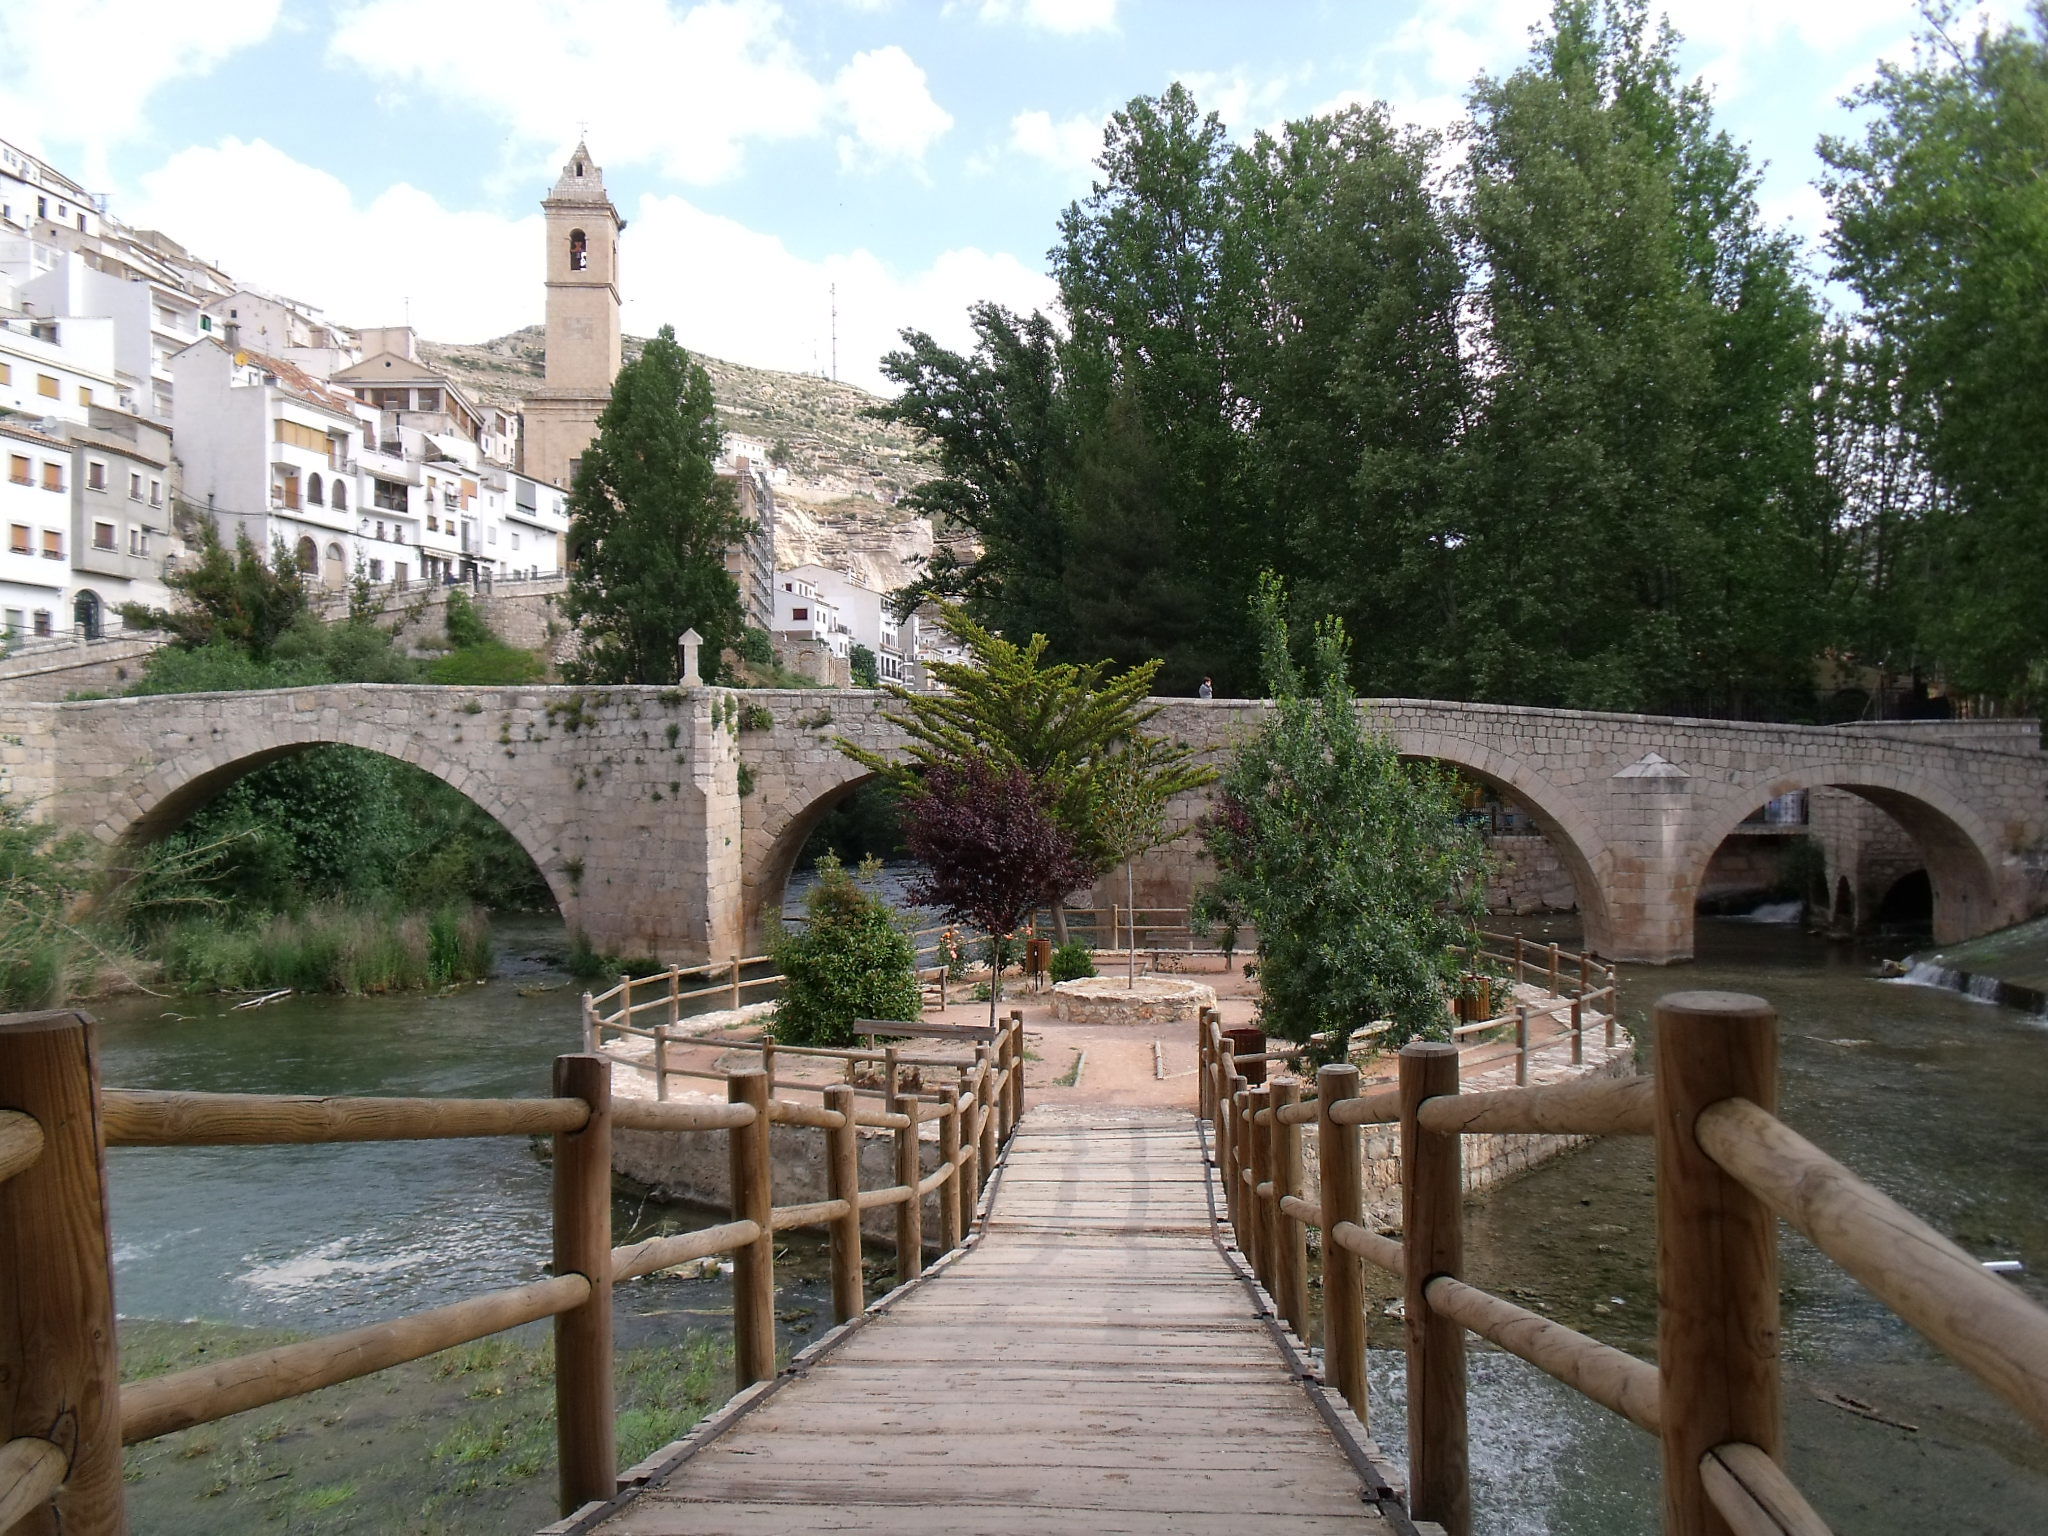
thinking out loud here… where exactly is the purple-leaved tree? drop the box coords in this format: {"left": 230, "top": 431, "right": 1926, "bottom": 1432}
{"left": 903, "top": 758, "right": 1092, "bottom": 1030}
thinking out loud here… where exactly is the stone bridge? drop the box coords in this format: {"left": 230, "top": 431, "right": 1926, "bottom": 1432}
{"left": 1, "top": 686, "right": 2041, "bottom": 965}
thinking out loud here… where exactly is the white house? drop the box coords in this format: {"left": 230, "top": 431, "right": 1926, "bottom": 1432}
{"left": 0, "top": 312, "right": 124, "bottom": 425}
{"left": 1, "top": 419, "right": 76, "bottom": 637}
{"left": 776, "top": 563, "right": 916, "bottom": 682}
{"left": 773, "top": 570, "right": 848, "bottom": 657}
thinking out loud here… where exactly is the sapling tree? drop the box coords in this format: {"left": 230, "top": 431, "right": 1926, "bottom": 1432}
{"left": 1194, "top": 573, "right": 1491, "bottom": 1056}
{"left": 902, "top": 757, "right": 1092, "bottom": 1028}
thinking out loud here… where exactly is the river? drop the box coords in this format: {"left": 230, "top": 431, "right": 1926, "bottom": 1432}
{"left": 91, "top": 911, "right": 2048, "bottom": 1533}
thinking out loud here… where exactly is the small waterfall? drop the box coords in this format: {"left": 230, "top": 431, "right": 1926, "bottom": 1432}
{"left": 1887, "top": 958, "right": 2045, "bottom": 1014}
{"left": 1731, "top": 898, "right": 1805, "bottom": 925}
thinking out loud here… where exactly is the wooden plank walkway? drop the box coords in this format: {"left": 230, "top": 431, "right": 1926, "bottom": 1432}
{"left": 596, "top": 1107, "right": 1398, "bottom": 1534}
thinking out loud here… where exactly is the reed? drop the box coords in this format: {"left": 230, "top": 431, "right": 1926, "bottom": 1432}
{"left": 147, "top": 902, "right": 494, "bottom": 994}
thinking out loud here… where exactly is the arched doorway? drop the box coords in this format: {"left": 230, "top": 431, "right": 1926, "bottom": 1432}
{"left": 322, "top": 542, "right": 346, "bottom": 589}
{"left": 295, "top": 536, "right": 317, "bottom": 576}
{"left": 72, "top": 588, "right": 103, "bottom": 640}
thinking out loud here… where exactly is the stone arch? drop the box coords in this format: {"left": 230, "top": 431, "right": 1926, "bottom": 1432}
{"left": 1689, "top": 764, "right": 2005, "bottom": 947}
{"left": 1385, "top": 730, "right": 1617, "bottom": 957}
{"left": 742, "top": 758, "right": 884, "bottom": 951}
{"left": 99, "top": 722, "right": 576, "bottom": 921}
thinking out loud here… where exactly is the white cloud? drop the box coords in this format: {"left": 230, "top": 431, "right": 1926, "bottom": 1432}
{"left": 0, "top": 0, "right": 280, "bottom": 170}
{"left": 623, "top": 194, "right": 1055, "bottom": 389}
{"left": 327, "top": 0, "right": 950, "bottom": 184}
{"left": 1173, "top": 68, "right": 1311, "bottom": 140}
{"left": 975, "top": 0, "right": 1119, "bottom": 34}
{"left": 1007, "top": 109, "right": 1103, "bottom": 173}
{"left": 120, "top": 138, "right": 1052, "bottom": 394}
{"left": 833, "top": 46, "right": 955, "bottom": 171}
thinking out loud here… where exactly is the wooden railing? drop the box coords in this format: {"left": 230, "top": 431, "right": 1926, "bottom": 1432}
{"left": 0, "top": 1007, "right": 1024, "bottom": 1535}
{"left": 1199, "top": 991, "right": 2048, "bottom": 1536}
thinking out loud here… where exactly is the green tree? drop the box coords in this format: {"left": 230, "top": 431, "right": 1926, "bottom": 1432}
{"left": 1195, "top": 575, "right": 1490, "bottom": 1056}
{"left": 838, "top": 605, "right": 1215, "bottom": 937}
{"left": 119, "top": 519, "right": 309, "bottom": 660}
{"left": 563, "top": 325, "right": 750, "bottom": 684}
{"left": 771, "top": 854, "right": 922, "bottom": 1046}
{"left": 1819, "top": 2, "right": 2048, "bottom": 703}
{"left": 849, "top": 643, "right": 879, "bottom": 688}
{"left": 1456, "top": 0, "right": 1827, "bottom": 715}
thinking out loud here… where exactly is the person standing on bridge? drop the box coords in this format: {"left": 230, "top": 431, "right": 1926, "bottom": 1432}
{"left": 1198, "top": 676, "right": 1214, "bottom": 699}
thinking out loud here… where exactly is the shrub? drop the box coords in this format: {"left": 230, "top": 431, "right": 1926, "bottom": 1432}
{"left": 443, "top": 589, "right": 494, "bottom": 650}
{"left": 1049, "top": 939, "right": 1097, "bottom": 983}
{"left": 425, "top": 640, "right": 546, "bottom": 685}
{"left": 770, "top": 854, "right": 921, "bottom": 1047}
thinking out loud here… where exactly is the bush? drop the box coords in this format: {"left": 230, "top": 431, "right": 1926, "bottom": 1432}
{"left": 425, "top": 640, "right": 546, "bottom": 685}
{"left": 0, "top": 797, "right": 100, "bottom": 1008}
{"left": 149, "top": 901, "right": 493, "bottom": 994}
{"left": 770, "top": 854, "right": 921, "bottom": 1047}
{"left": 1049, "top": 939, "right": 1097, "bottom": 982}
{"left": 443, "top": 589, "right": 494, "bottom": 650}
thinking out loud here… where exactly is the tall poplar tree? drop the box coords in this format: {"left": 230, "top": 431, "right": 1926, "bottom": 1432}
{"left": 563, "top": 326, "right": 749, "bottom": 684}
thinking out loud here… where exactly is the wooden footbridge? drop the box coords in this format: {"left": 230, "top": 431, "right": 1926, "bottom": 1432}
{"left": 7, "top": 967, "right": 2048, "bottom": 1535}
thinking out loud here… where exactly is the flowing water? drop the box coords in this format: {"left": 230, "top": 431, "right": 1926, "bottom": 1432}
{"left": 1368, "top": 915, "right": 2048, "bottom": 1535}
{"left": 92, "top": 910, "right": 2048, "bottom": 1533}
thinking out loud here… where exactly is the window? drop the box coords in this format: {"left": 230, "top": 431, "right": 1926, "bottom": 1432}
{"left": 295, "top": 537, "right": 317, "bottom": 574}
{"left": 511, "top": 530, "right": 521, "bottom": 550}
{"left": 375, "top": 521, "right": 386, "bottom": 541}
{"left": 415, "top": 388, "right": 440, "bottom": 412}
{"left": 277, "top": 474, "right": 299, "bottom": 510}
{"left": 395, "top": 563, "right": 408, "bottom": 585}
{"left": 369, "top": 559, "right": 384, "bottom": 581}
{"left": 36, "top": 374, "right": 58, "bottom": 399}
{"left": 569, "top": 229, "right": 588, "bottom": 270}
{"left": 370, "top": 388, "right": 407, "bottom": 410}
{"left": 8, "top": 525, "right": 28, "bottom": 554}
{"left": 128, "top": 472, "right": 142, "bottom": 500}
{"left": 331, "top": 481, "right": 346, "bottom": 510}
{"left": 274, "top": 419, "right": 329, "bottom": 454}
{"left": 129, "top": 528, "right": 147, "bottom": 556}
{"left": 0, "top": 362, "right": 9, "bottom": 384}
{"left": 8, "top": 457, "right": 27, "bottom": 487}
{"left": 149, "top": 480, "right": 162, "bottom": 507}
{"left": 307, "top": 472, "right": 324, "bottom": 506}
{"left": 791, "top": 607, "right": 808, "bottom": 622}
{"left": 427, "top": 513, "right": 439, "bottom": 532}
{"left": 2, "top": 610, "right": 20, "bottom": 636}
{"left": 86, "top": 461, "right": 105, "bottom": 491}
{"left": 78, "top": 386, "right": 92, "bottom": 407}
{"left": 42, "top": 530, "right": 62, "bottom": 559}
{"left": 32, "top": 610, "right": 50, "bottom": 637}
{"left": 92, "top": 521, "right": 115, "bottom": 551}
{"left": 487, "top": 525, "right": 497, "bottom": 545}
{"left": 41, "top": 462, "right": 62, "bottom": 493}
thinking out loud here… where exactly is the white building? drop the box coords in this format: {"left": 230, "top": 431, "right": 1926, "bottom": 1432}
{"left": 0, "top": 313, "right": 124, "bottom": 425}
{"left": 775, "top": 563, "right": 916, "bottom": 682}
{"left": 0, "top": 138, "right": 101, "bottom": 242}
{"left": 1, "top": 420, "right": 77, "bottom": 637}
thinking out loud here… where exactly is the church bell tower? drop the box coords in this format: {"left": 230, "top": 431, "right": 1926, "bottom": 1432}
{"left": 522, "top": 141, "right": 624, "bottom": 491}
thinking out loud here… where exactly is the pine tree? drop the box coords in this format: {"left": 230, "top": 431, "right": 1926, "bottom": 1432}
{"left": 562, "top": 326, "right": 750, "bottom": 684}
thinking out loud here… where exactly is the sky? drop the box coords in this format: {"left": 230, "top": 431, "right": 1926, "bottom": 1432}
{"left": 0, "top": 1, "right": 2030, "bottom": 393}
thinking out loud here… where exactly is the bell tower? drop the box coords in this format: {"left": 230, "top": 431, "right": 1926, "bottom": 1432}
{"left": 522, "top": 141, "right": 625, "bottom": 491}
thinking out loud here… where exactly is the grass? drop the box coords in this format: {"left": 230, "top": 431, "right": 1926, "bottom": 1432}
{"left": 145, "top": 901, "right": 494, "bottom": 994}
{"left": 118, "top": 1318, "right": 735, "bottom": 1535}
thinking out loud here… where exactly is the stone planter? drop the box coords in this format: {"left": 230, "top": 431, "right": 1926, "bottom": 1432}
{"left": 1050, "top": 975, "right": 1218, "bottom": 1025}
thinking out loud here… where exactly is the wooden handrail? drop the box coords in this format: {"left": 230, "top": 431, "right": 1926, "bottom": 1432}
{"left": 1699, "top": 1442, "right": 1833, "bottom": 1536}
{"left": 1697, "top": 1094, "right": 2048, "bottom": 1441}
{"left": 611, "top": 1099, "right": 756, "bottom": 1133}
{"left": 1416, "top": 1074, "right": 1653, "bottom": 1138}
{"left": 611, "top": 1219, "right": 762, "bottom": 1282}
{"left": 1423, "top": 1275, "right": 1661, "bottom": 1435}
{"left": 103, "top": 1089, "right": 590, "bottom": 1144}
{"left": 0, "top": 1110, "right": 43, "bottom": 1184}
{"left": 120, "top": 1273, "right": 592, "bottom": 1444}
{"left": 0, "top": 1437, "right": 67, "bottom": 1530}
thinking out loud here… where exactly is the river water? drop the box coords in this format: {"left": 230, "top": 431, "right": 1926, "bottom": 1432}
{"left": 92, "top": 911, "right": 2048, "bottom": 1532}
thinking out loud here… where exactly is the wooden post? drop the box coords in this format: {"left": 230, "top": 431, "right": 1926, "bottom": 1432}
{"left": 894, "top": 1093, "right": 923, "bottom": 1285}
{"left": 1317, "top": 1062, "right": 1367, "bottom": 1425}
{"left": 1515, "top": 1004, "right": 1531, "bottom": 1087}
{"left": 618, "top": 973, "right": 632, "bottom": 1031}
{"left": 730, "top": 954, "right": 742, "bottom": 1012}
{"left": 1548, "top": 941, "right": 1561, "bottom": 992}
{"left": 1245, "top": 1083, "right": 1273, "bottom": 1290}
{"left": 760, "top": 1032, "right": 777, "bottom": 1092}
{"left": 1578, "top": 951, "right": 1590, "bottom": 991}
{"left": 1007, "top": 1013, "right": 1026, "bottom": 1132}
{"left": 1271, "top": 1076, "right": 1309, "bottom": 1339}
{"left": 937, "top": 1086, "right": 963, "bottom": 1254}
{"left": 728, "top": 1069, "right": 776, "bottom": 1391}
{"left": 1197, "top": 1008, "right": 1216, "bottom": 1122}
{"left": 1607, "top": 995, "right": 1618, "bottom": 1050}
{"left": 1654, "top": 991, "right": 1782, "bottom": 1536}
{"left": 884, "top": 1045, "right": 901, "bottom": 1108}
{"left": 1513, "top": 933, "right": 1525, "bottom": 984}
{"left": 975, "top": 1045, "right": 997, "bottom": 1192}
{"left": 0, "top": 1011, "right": 125, "bottom": 1535}
{"left": 1571, "top": 994, "right": 1585, "bottom": 1067}
{"left": 955, "top": 1066, "right": 979, "bottom": 1237}
{"left": 1221, "top": 1085, "right": 1243, "bottom": 1239}
{"left": 652, "top": 1025, "right": 669, "bottom": 1102}
{"left": 823, "top": 1084, "right": 864, "bottom": 1325}
{"left": 1402, "top": 1041, "right": 1468, "bottom": 1536}
{"left": 551, "top": 1053, "right": 615, "bottom": 1515}
{"left": 580, "top": 993, "right": 596, "bottom": 1053}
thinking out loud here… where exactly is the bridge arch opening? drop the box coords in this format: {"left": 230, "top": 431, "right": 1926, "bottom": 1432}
{"left": 108, "top": 740, "right": 569, "bottom": 933}
{"left": 1688, "top": 771, "right": 2001, "bottom": 948}
{"left": 749, "top": 770, "right": 912, "bottom": 946}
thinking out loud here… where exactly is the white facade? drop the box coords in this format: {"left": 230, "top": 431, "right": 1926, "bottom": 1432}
{"left": 0, "top": 313, "right": 124, "bottom": 425}
{"left": 775, "top": 563, "right": 916, "bottom": 681}
{"left": 0, "top": 421, "right": 75, "bottom": 637}
{"left": 0, "top": 139, "right": 101, "bottom": 242}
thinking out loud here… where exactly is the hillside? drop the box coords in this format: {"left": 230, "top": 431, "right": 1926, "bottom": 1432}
{"left": 418, "top": 327, "right": 939, "bottom": 591}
